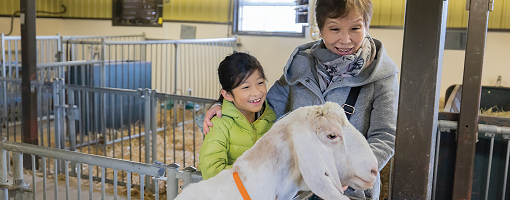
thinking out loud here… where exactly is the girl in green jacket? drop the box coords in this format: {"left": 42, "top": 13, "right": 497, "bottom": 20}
{"left": 199, "top": 52, "right": 276, "bottom": 180}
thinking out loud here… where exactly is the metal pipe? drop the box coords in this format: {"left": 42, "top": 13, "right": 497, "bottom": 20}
{"left": 127, "top": 172, "right": 131, "bottom": 200}
{"left": 0, "top": 139, "right": 8, "bottom": 200}
{"left": 0, "top": 140, "right": 164, "bottom": 177}
{"left": 63, "top": 84, "right": 141, "bottom": 96}
{"left": 89, "top": 165, "right": 93, "bottom": 200}
{"left": 31, "top": 155, "right": 36, "bottom": 200}
{"left": 502, "top": 137, "right": 510, "bottom": 200}
{"left": 54, "top": 159, "right": 58, "bottom": 200}
{"left": 77, "top": 163, "right": 81, "bottom": 200}
{"left": 65, "top": 161, "right": 70, "bottom": 200}
{"left": 12, "top": 152, "right": 23, "bottom": 185}
{"left": 43, "top": 157, "right": 47, "bottom": 200}
{"left": 114, "top": 170, "right": 118, "bottom": 200}
{"left": 166, "top": 164, "right": 180, "bottom": 200}
{"left": 36, "top": 60, "right": 103, "bottom": 68}
{"left": 101, "top": 167, "right": 105, "bottom": 200}
{"left": 438, "top": 120, "right": 510, "bottom": 135}
{"left": 484, "top": 133, "right": 495, "bottom": 200}
{"left": 106, "top": 37, "right": 237, "bottom": 45}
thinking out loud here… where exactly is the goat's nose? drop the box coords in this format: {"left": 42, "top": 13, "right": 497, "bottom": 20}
{"left": 371, "top": 168, "right": 378, "bottom": 176}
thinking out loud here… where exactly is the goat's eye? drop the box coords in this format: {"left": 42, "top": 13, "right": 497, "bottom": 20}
{"left": 327, "top": 134, "right": 337, "bottom": 139}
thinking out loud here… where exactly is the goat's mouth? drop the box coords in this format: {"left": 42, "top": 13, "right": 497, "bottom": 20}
{"left": 350, "top": 175, "right": 375, "bottom": 190}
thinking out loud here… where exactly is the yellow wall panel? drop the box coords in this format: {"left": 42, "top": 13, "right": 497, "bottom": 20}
{"left": 489, "top": 0, "right": 504, "bottom": 28}
{"left": 389, "top": 0, "right": 404, "bottom": 26}
{"left": 371, "top": 0, "right": 382, "bottom": 25}
{"left": 503, "top": 0, "right": 510, "bottom": 28}
{"left": 378, "top": 1, "right": 393, "bottom": 26}
{"left": 163, "top": 0, "right": 229, "bottom": 22}
{"left": 2, "top": 0, "right": 509, "bottom": 27}
{"left": 0, "top": 0, "right": 20, "bottom": 16}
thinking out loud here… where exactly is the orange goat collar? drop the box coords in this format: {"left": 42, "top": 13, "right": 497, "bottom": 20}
{"left": 233, "top": 172, "right": 252, "bottom": 200}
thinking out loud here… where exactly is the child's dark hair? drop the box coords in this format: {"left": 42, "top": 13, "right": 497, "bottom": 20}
{"left": 217, "top": 52, "right": 266, "bottom": 102}
{"left": 316, "top": 0, "right": 373, "bottom": 31}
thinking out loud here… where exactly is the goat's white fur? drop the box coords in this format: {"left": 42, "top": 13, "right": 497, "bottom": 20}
{"left": 175, "top": 102, "right": 378, "bottom": 200}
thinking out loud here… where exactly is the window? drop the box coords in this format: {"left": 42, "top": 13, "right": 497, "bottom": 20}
{"left": 233, "top": 0, "right": 305, "bottom": 37}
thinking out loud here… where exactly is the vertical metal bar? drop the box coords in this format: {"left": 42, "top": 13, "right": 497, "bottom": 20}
{"left": 182, "top": 102, "right": 185, "bottom": 167}
{"left": 77, "top": 163, "right": 81, "bottom": 200}
{"left": 89, "top": 165, "right": 93, "bottom": 200}
{"left": 113, "top": 170, "right": 118, "bottom": 200}
{"left": 432, "top": 127, "right": 442, "bottom": 200}
{"left": 140, "top": 175, "right": 145, "bottom": 200}
{"left": 163, "top": 97, "right": 167, "bottom": 164}
{"left": 12, "top": 152, "right": 23, "bottom": 185}
{"left": 65, "top": 161, "right": 70, "bottom": 200}
{"left": 0, "top": 138, "right": 8, "bottom": 200}
{"left": 54, "top": 158, "right": 58, "bottom": 200}
{"left": 32, "top": 155, "right": 36, "bottom": 200}
{"left": 101, "top": 38, "right": 106, "bottom": 87}
{"left": 101, "top": 167, "right": 105, "bottom": 200}
{"left": 453, "top": 0, "right": 490, "bottom": 198}
{"left": 13, "top": 40, "right": 21, "bottom": 78}
{"left": 1, "top": 34, "right": 5, "bottom": 78}
{"left": 43, "top": 157, "right": 47, "bottom": 200}
{"left": 127, "top": 172, "right": 131, "bottom": 200}
{"left": 143, "top": 89, "right": 151, "bottom": 191}
{"left": 20, "top": 0, "right": 39, "bottom": 170}
{"left": 392, "top": 0, "right": 448, "bottom": 199}
{"left": 484, "top": 133, "right": 495, "bottom": 200}
{"left": 69, "top": 89, "right": 76, "bottom": 153}
{"left": 166, "top": 164, "right": 179, "bottom": 200}
{"left": 193, "top": 101, "right": 196, "bottom": 167}
{"left": 174, "top": 44, "right": 179, "bottom": 94}
{"left": 151, "top": 92, "right": 158, "bottom": 188}
{"left": 502, "top": 137, "right": 510, "bottom": 200}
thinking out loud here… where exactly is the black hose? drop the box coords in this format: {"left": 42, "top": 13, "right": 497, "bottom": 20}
{"left": 5, "top": 4, "right": 67, "bottom": 36}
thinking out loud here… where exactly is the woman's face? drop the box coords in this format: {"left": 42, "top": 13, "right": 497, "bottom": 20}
{"left": 320, "top": 11, "right": 367, "bottom": 56}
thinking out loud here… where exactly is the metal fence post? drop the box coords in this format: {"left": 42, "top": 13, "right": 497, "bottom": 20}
{"left": 174, "top": 43, "right": 179, "bottom": 94}
{"left": 53, "top": 79, "right": 61, "bottom": 150}
{"left": 151, "top": 90, "right": 159, "bottom": 192}
{"left": 100, "top": 38, "right": 106, "bottom": 87}
{"left": 166, "top": 163, "right": 180, "bottom": 200}
{"left": 1, "top": 34, "right": 5, "bottom": 78}
{"left": 68, "top": 88, "right": 77, "bottom": 175}
{"left": 0, "top": 137, "right": 8, "bottom": 200}
{"left": 143, "top": 88, "right": 152, "bottom": 191}
{"left": 11, "top": 152, "right": 31, "bottom": 200}
{"left": 182, "top": 166, "right": 196, "bottom": 190}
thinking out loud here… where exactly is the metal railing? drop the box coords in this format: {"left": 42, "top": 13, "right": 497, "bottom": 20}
{"left": 0, "top": 137, "right": 165, "bottom": 200}
{"left": 0, "top": 137, "right": 320, "bottom": 200}
{"left": 433, "top": 120, "right": 510, "bottom": 200}
{"left": 63, "top": 37, "right": 237, "bottom": 98}
{"left": 1, "top": 34, "right": 62, "bottom": 78}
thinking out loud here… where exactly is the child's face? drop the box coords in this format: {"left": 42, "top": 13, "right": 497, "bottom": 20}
{"left": 222, "top": 70, "right": 267, "bottom": 120}
{"left": 320, "top": 11, "right": 367, "bottom": 56}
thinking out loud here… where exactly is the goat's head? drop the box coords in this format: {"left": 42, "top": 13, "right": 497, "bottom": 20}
{"left": 282, "top": 102, "right": 378, "bottom": 199}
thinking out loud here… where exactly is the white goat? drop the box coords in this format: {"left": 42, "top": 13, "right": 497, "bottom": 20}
{"left": 176, "top": 102, "right": 378, "bottom": 200}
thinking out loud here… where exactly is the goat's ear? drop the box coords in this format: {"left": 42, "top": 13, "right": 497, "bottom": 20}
{"left": 291, "top": 123, "right": 348, "bottom": 200}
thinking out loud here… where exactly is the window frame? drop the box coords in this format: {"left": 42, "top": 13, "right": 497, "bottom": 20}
{"left": 232, "top": 0, "right": 306, "bottom": 38}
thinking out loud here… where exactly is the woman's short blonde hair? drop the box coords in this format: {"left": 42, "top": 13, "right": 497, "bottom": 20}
{"left": 316, "top": 0, "right": 373, "bottom": 31}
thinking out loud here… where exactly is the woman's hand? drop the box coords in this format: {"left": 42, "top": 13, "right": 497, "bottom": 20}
{"left": 202, "top": 104, "right": 223, "bottom": 134}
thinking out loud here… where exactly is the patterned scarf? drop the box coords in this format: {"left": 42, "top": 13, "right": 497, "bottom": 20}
{"left": 311, "top": 35, "right": 376, "bottom": 92}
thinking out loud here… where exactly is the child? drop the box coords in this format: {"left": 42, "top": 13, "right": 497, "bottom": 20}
{"left": 202, "top": 0, "right": 399, "bottom": 199}
{"left": 199, "top": 52, "right": 276, "bottom": 180}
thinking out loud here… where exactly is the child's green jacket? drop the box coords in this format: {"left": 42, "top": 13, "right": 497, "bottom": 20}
{"left": 199, "top": 99, "right": 276, "bottom": 180}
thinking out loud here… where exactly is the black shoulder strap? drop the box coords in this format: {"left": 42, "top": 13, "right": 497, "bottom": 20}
{"left": 343, "top": 86, "right": 362, "bottom": 120}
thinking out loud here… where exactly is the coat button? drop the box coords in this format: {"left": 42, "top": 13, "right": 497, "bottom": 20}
{"left": 305, "top": 79, "right": 310, "bottom": 83}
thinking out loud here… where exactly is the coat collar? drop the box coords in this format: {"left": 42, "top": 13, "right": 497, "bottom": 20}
{"left": 221, "top": 99, "right": 276, "bottom": 129}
